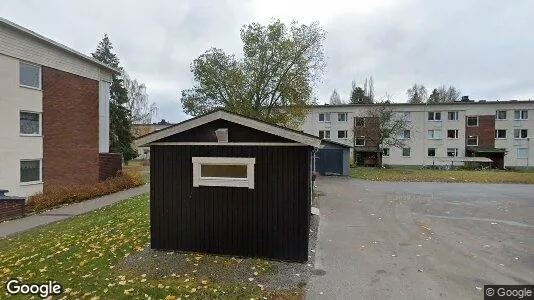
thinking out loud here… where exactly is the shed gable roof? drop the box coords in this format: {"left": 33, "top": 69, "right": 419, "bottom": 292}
{"left": 135, "top": 110, "right": 322, "bottom": 148}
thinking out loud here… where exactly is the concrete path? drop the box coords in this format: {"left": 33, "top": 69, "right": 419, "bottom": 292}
{"left": 0, "top": 184, "right": 149, "bottom": 238}
{"left": 307, "top": 177, "right": 534, "bottom": 300}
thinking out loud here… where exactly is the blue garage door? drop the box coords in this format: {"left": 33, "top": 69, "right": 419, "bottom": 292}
{"left": 316, "top": 149, "right": 344, "bottom": 175}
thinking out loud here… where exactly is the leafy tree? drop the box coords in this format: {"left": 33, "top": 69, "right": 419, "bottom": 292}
{"left": 92, "top": 34, "right": 137, "bottom": 161}
{"left": 123, "top": 72, "right": 158, "bottom": 124}
{"left": 427, "top": 88, "right": 440, "bottom": 103}
{"left": 350, "top": 80, "right": 371, "bottom": 104}
{"left": 427, "top": 85, "right": 461, "bottom": 103}
{"left": 406, "top": 83, "right": 427, "bottom": 104}
{"left": 329, "top": 89, "right": 343, "bottom": 105}
{"left": 181, "top": 20, "right": 326, "bottom": 128}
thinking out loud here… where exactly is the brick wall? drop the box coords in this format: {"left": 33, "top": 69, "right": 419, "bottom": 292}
{"left": 99, "top": 153, "right": 123, "bottom": 181}
{"left": 42, "top": 67, "right": 100, "bottom": 190}
{"left": 0, "top": 199, "right": 25, "bottom": 221}
{"left": 354, "top": 116, "right": 380, "bottom": 148}
{"left": 466, "top": 115, "right": 495, "bottom": 147}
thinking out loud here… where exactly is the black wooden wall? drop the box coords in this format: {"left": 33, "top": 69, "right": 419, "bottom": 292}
{"left": 150, "top": 145, "right": 312, "bottom": 262}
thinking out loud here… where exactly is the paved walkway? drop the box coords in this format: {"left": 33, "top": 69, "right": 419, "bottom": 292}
{"left": 0, "top": 184, "right": 149, "bottom": 238}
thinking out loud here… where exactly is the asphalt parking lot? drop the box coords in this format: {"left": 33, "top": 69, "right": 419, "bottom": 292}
{"left": 307, "top": 177, "right": 534, "bottom": 300}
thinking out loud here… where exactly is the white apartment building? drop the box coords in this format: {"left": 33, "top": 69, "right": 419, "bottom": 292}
{"left": 301, "top": 100, "right": 534, "bottom": 168}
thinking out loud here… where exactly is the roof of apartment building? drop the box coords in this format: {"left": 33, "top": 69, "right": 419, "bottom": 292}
{"left": 0, "top": 17, "right": 119, "bottom": 73}
{"left": 312, "top": 99, "right": 533, "bottom": 108}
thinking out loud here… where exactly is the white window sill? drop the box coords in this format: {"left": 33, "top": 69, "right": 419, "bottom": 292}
{"left": 355, "top": 145, "right": 365, "bottom": 147}
{"left": 496, "top": 119, "right": 507, "bottom": 121}
{"left": 467, "top": 144, "right": 478, "bottom": 147}
{"left": 402, "top": 156, "right": 411, "bottom": 158}
{"left": 447, "top": 137, "right": 459, "bottom": 140}
{"left": 19, "top": 84, "right": 42, "bottom": 91}
{"left": 20, "top": 181, "right": 43, "bottom": 186}
{"left": 495, "top": 138, "right": 507, "bottom": 140}
{"left": 514, "top": 138, "right": 528, "bottom": 140}
{"left": 514, "top": 119, "right": 528, "bottom": 121}
{"left": 427, "top": 138, "right": 442, "bottom": 140}
{"left": 196, "top": 178, "right": 250, "bottom": 188}
{"left": 20, "top": 134, "right": 42, "bottom": 137}
{"left": 427, "top": 120, "right": 442, "bottom": 122}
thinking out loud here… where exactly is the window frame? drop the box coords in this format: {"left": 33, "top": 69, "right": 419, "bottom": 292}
{"left": 319, "top": 112, "right": 331, "bottom": 123}
{"left": 20, "top": 159, "right": 42, "bottom": 185}
{"left": 192, "top": 157, "right": 255, "bottom": 189}
{"left": 337, "top": 130, "right": 348, "bottom": 139}
{"left": 467, "top": 136, "right": 478, "bottom": 146}
{"left": 428, "top": 111, "right": 441, "bottom": 121}
{"left": 447, "top": 129, "right": 459, "bottom": 139}
{"left": 495, "top": 129, "right": 507, "bottom": 139}
{"left": 496, "top": 110, "right": 507, "bottom": 120}
{"left": 355, "top": 136, "right": 365, "bottom": 146}
{"left": 319, "top": 130, "right": 330, "bottom": 139}
{"left": 447, "top": 111, "right": 459, "bottom": 121}
{"left": 401, "top": 129, "right": 411, "bottom": 139}
{"left": 427, "top": 148, "right": 436, "bottom": 157}
{"left": 466, "top": 116, "right": 479, "bottom": 127}
{"left": 514, "top": 110, "right": 528, "bottom": 120}
{"left": 402, "top": 147, "right": 411, "bottom": 157}
{"left": 427, "top": 129, "right": 442, "bottom": 140}
{"left": 514, "top": 129, "right": 528, "bottom": 139}
{"left": 447, "top": 148, "right": 459, "bottom": 157}
{"left": 19, "top": 110, "right": 42, "bottom": 136}
{"left": 19, "top": 61, "right": 42, "bottom": 90}
{"left": 354, "top": 117, "right": 365, "bottom": 127}
{"left": 338, "top": 112, "right": 348, "bottom": 122}
{"left": 382, "top": 148, "right": 390, "bottom": 157}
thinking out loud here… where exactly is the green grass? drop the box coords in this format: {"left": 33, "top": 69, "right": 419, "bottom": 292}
{"left": 350, "top": 167, "right": 534, "bottom": 184}
{"left": 124, "top": 160, "right": 150, "bottom": 183}
{"left": 0, "top": 194, "right": 299, "bottom": 299}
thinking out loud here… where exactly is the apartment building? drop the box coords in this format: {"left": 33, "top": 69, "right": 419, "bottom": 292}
{"left": 0, "top": 17, "right": 121, "bottom": 197}
{"left": 301, "top": 100, "right": 534, "bottom": 168}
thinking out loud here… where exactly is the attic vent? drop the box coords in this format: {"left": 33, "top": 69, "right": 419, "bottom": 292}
{"left": 215, "top": 128, "right": 228, "bottom": 143}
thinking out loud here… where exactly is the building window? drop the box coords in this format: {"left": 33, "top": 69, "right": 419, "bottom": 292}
{"left": 354, "top": 117, "right": 365, "bottom": 127}
{"left": 514, "top": 129, "right": 528, "bottom": 139}
{"left": 192, "top": 157, "right": 255, "bottom": 189}
{"left": 466, "top": 116, "right": 479, "bottom": 126}
{"left": 338, "top": 130, "right": 348, "bottom": 139}
{"left": 514, "top": 110, "right": 528, "bottom": 120}
{"left": 319, "top": 130, "right": 330, "bottom": 139}
{"left": 496, "top": 110, "right": 507, "bottom": 120}
{"left": 19, "top": 62, "right": 41, "bottom": 89}
{"left": 382, "top": 148, "right": 390, "bottom": 157}
{"left": 402, "top": 148, "right": 411, "bottom": 157}
{"left": 467, "top": 136, "right": 478, "bottom": 146}
{"left": 447, "top": 148, "right": 459, "bottom": 157}
{"left": 319, "top": 113, "right": 331, "bottom": 122}
{"left": 427, "top": 148, "right": 436, "bottom": 157}
{"left": 20, "top": 111, "right": 41, "bottom": 136}
{"left": 401, "top": 129, "right": 410, "bottom": 139}
{"left": 517, "top": 148, "right": 529, "bottom": 159}
{"left": 447, "top": 111, "right": 459, "bottom": 121}
{"left": 355, "top": 136, "right": 365, "bottom": 146}
{"left": 20, "top": 160, "right": 41, "bottom": 183}
{"left": 447, "top": 129, "right": 459, "bottom": 139}
{"left": 338, "top": 113, "right": 347, "bottom": 122}
{"left": 428, "top": 111, "right": 441, "bottom": 121}
{"left": 427, "top": 129, "right": 442, "bottom": 139}
{"left": 495, "top": 129, "right": 506, "bottom": 139}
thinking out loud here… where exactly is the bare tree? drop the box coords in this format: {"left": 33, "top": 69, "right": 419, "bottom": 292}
{"left": 329, "top": 89, "right": 343, "bottom": 105}
{"left": 406, "top": 83, "right": 427, "bottom": 104}
{"left": 124, "top": 72, "right": 158, "bottom": 124}
{"left": 353, "top": 101, "right": 412, "bottom": 167}
{"left": 427, "top": 85, "right": 461, "bottom": 103}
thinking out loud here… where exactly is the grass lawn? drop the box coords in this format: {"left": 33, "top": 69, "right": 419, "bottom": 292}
{"left": 0, "top": 194, "right": 302, "bottom": 299}
{"left": 124, "top": 160, "right": 150, "bottom": 183}
{"left": 350, "top": 167, "right": 534, "bottom": 184}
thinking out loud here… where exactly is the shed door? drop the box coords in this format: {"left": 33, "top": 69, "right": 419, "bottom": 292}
{"left": 316, "top": 149, "right": 343, "bottom": 175}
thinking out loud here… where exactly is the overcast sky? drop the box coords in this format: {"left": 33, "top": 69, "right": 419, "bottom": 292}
{"left": 2, "top": 0, "right": 533, "bottom": 123}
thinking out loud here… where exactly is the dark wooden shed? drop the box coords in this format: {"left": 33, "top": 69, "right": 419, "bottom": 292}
{"left": 136, "top": 110, "right": 321, "bottom": 262}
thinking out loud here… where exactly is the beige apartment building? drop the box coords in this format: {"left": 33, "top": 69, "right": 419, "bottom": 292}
{"left": 301, "top": 100, "right": 534, "bottom": 168}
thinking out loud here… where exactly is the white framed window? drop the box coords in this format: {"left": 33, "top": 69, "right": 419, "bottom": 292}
{"left": 402, "top": 148, "right": 411, "bottom": 157}
{"left": 355, "top": 136, "right": 365, "bottom": 146}
{"left": 427, "top": 129, "right": 442, "bottom": 139}
{"left": 400, "top": 129, "right": 410, "bottom": 139}
{"left": 496, "top": 110, "right": 507, "bottom": 120}
{"left": 319, "top": 113, "right": 331, "bottom": 122}
{"left": 428, "top": 111, "right": 441, "bottom": 121}
{"left": 447, "top": 129, "right": 459, "bottom": 139}
{"left": 447, "top": 148, "right": 459, "bottom": 157}
{"left": 354, "top": 117, "right": 365, "bottom": 127}
{"left": 19, "top": 61, "right": 41, "bottom": 89}
{"left": 382, "top": 148, "right": 390, "bottom": 157}
{"left": 192, "top": 157, "right": 255, "bottom": 189}
{"left": 338, "top": 113, "right": 347, "bottom": 122}
{"left": 338, "top": 130, "right": 348, "bottom": 139}
{"left": 319, "top": 130, "right": 330, "bottom": 139}
{"left": 495, "top": 129, "right": 506, "bottom": 139}
{"left": 514, "top": 110, "right": 528, "bottom": 120}
{"left": 467, "top": 136, "right": 478, "bottom": 146}
{"left": 20, "top": 159, "right": 42, "bottom": 184}
{"left": 517, "top": 148, "right": 529, "bottom": 159}
{"left": 447, "top": 111, "right": 459, "bottom": 121}
{"left": 514, "top": 129, "right": 528, "bottom": 139}
{"left": 466, "top": 116, "right": 479, "bottom": 126}
{"left": 20, "top": 111, "right": 42, "bottom": 136}
{"left": 427, "top": 148, "right": 436, "bottom": 157}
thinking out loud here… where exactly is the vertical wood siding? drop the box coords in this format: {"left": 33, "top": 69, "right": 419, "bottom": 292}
{"left": 150, "top": 145, "right": 311, "bottom": 262}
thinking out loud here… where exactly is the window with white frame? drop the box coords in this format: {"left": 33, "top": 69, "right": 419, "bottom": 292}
{"left": 447, "top": 111, "right": 459, "bottom": 121}
{"left": 514, "top": 129, "right": 528, "bottom": 139}
{"left": 467, "top": 136, "right": 478, "bottom": 146}
{"left": 428, "top": 111, "right": 441, "bottom": 121}
{"left": 427, "top": 129, "right": 442, "bottom": 139}
{"left": 319, "top": 113, "right": 331, "bottom": 122}
{"left": 20, "top": 111, "right": 41, "bottom": 136}
{"left": 514, "top": 110, "right": 528, "bottom": 120}
{"left": 447, "top": 148, "right": 459, "bottom": 157}
{"left": 495, "top": 129, "right": 506, "bottom": 139}
{"left": 355, "top": 136, "right": 365, "bottom": 146}
{"left": 192, "top": 157, "right": 255, "bottom": 189}
{"left": 20, "top": 159, "right": 41, "bottom": 183}
{"left": 354, "top": 117, "right": 365, "bottom": 127}
{"left": 401, "top": 129, "right": 410, "bottom": 139}
{"left": 517, "top": 148, "right": 529, "bottom": 159}
{"left": 319, "top": 130, "right": 330, "bottom": 139}
{"left": 496, "top": 110, "right": 507, "bottom": 120}
{"left": 427, "top": 148, "right": 436, "bottom": 157}
{"left": 338, "top": 130, "right": 348, "bottom": 139}
{"left": 447, "top": 129, "right": 459, "bottom": 139}
{"left": 19, "top": 61, "right": 41, "bottom": 89}
{"left": 402, "top": 148, "right": 411, "bottom": 157}
{"left": 338, "top": 113, "right": 347, "bottom": 122}
{"left": 382, "top": 148, "right": 390, "bottom": 156}
{"left": 467, "top": 116, "right": 479, "bottom": 126}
